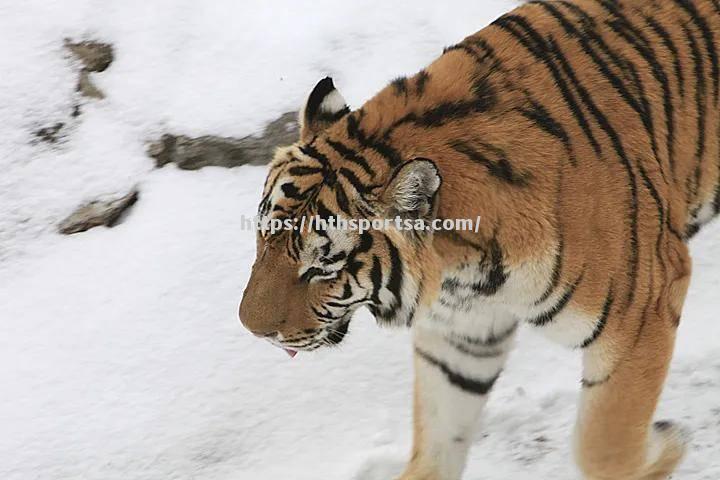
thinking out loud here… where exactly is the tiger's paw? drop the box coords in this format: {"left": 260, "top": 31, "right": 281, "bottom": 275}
{"left": 394, "top": 462, "right": 441, "bottom": 480}
{"left": 640, "top": 421, "right": 690, "bottom": 480}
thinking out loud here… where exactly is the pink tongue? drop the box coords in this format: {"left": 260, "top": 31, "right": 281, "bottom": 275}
{"left": 283, "top": 348, "right": 298, "bottom": 358}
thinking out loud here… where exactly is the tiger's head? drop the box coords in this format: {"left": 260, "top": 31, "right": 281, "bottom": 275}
{"left": 239, "top": 77, "right": 442, "bottom": 355}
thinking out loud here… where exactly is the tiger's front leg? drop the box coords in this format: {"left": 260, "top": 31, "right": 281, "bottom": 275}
{"left": 398, "top": 311, "right": 518, "bottom": 480}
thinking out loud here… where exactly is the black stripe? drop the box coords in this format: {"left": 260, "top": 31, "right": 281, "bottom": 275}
{"left": 447, "top": 322, "right": 518, "bottom": 349}
{"left": 450, "top": 140, "right": 529, "bottom": 186}
{"left": 271, "top": 204, "right": 293, "bottom": 215}
{"left": 338, "top": 167, "right": 377, "bottom": 195}
{"left": 345, "top": 231, "right": 373, "bottom": 278}
{"left": 280, "top": 182, "right": 315, "bottom": 201}
{"left": 287, "top": 166, "right": 323, "bottom": 176}
{"left": 673, "top": 0, "right": 719, "bottom": 102}
{"left": 391, "top": 76, "right": 409, "bottom": 96}
{"left": 392, "top": 94, "right": 496, "bottom": 131}
{"left": 478, "top": 236, "right": 508, "bottom": 295}
{"left": 346, "top": 114, "right": 367, "bottom": 144}
{"left": 325, "top": 297, "right": 368, "bottom": 309}
{"left": 299, "top": 144, "right": 331, "bottom": 169}
{"left": 579, "top": 285, "right": 614, "bottom": 348}
{"left": 492, "top": 15, "right": 602, "bottom": 155}
{"left": 383, "top": 236, "right": 404, "bottom": 318}
{"left": 637, "top": 162, "right": 669, "bottom": 277}
{"left": 442, "top": 235, "right": 508, "bottom": 296}
{"left": 686, "top": 220, "right": 702, "bottom": 239}
{"left": 535, "top": 235, "right": 564, "bottom": 305}
{"left": 369, "top": 255, "right": 382, "bottom": 305}
{"left": 311, "top": 305, "right": 342, "bottom": 322}
{"left": 314, "top": 106, "right": 350, "bottom": 125}
{"left": 415, "top": 348, "right": 501, "bottom": 395}
{"left": 416, "top": 70, "right": 430, "bottom": 96}
{"left": 445, "top": 339, "right": 504, "bottom": 359}
{"left": 441, "top": 277, "right": 464, "bottom": 294}
{"left": 259, "top": 166, "right": 287, "bottom": 217}
{"left": 334, "top": 183, "right": 351, "bottom": 216}
{"left": 339, "top": 281, "right": 353, "bottom": 300}
{"left": 279, "top": 183, "right": 301, "bottom": 200}
{"left": 325, "top": 139, "right": 376, "bottom": 178}
{"left": 445, "top": 36, "right": 504, "bottom": 71}
{"left": 439, "top": 295, "right": 472, "bottom": 313}
{"left": 323, "top": 251, "right": 347, "bottom": 265}
{"left": 357, "top": 231, "right": 374, "bottom": 253}
{"left": 528, "top": 271, "right": 584, "bottom": 327}
{"left": 443, "top": 44, "right": 493, "bottom": 68}
{"left": 313, "top": 199, "right": 335, "bottom": 223}
{"left": 300, "top": 267, "right": 327, "bottom": 283}
{"left": 440, "top": 230, "right": 485, "bottom": 250}
{"left": 644, "top": 14, "right": 685, "bottom": 99}
{"left": 581, "top": 376, "right": 610, "bottom": 388}
{"left": 289, "top": 225, "right": 303, "bottom": 260}
{"left": 472, "top": 75, "right": 497, "bottom": 105}
{"left": 404, "top": 274, "right": 423, "bottom": 328}
{"left": 518, "top": 99, "right": 572, "bottom": 161}
{"left": 683, "top": 23, "right": 707, "bottom": 208}
{"left": 368, "top": 138, "right": 403, "bottom": 168}
{"left": 631, "top": 277, "right": 655, "bottom": 349}
{"left": 588, "top": 0, "right": 623, "bottom": 18}
{"left": 288, "top": 331, "right": 320, "bottom": 343}
{"left": 666, "top": 205, "right": 687, "bottom": 241}
{"left": 465, "top": 36, "right": 504, "bottom": 70}
{"left": 346, "top": 113, "right": 402, "bottom": 167}
{"left": 325, "top": 320, "right": 350, "bottom": 345}
{"left": 441, "top": 266, "right": 508, "bottom": 300}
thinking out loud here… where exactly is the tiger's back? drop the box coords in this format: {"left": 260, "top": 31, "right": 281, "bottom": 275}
{"left": 338, "top": 0, "right": 720, "bottom": 319}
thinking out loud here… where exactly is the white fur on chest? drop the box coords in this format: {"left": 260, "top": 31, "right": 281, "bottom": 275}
{"left": 418, "top": 256, "right": 602, "bottom": 350}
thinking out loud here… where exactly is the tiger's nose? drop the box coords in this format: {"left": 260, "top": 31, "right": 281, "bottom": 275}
{"left": 238, "top": 298, "right": 279, "bottom": 338}
{"left": 239, "top": 307, "right": 278, "bottom": 338}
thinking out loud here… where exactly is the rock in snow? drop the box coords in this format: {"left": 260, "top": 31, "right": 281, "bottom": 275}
{"left": 76, "top": 70, "right": 105, "bottom": 99}
{"left": 58, "top": 190, "right": 139, "bottom": 234}
{"left": 65, "top": 39, "right": 114, "bottom": 99}
{"left": 148, "top": 111, "right": 299, "bottom": 169}
{"left": 33, "top": 122, "right": 65, "bottom": 144}
{"left": 64, "top": 39, "right": 114, "bottom": 73}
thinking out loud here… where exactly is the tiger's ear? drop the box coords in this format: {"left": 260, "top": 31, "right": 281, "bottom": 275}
{"left": 300, "top": 77, "right": 350, "bottom": 142}
{"left": 382, "top": 159, "right": 442, "bottom": 220}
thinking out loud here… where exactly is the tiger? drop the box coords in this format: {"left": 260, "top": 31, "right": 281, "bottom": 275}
{"left": 238, "top": 0, "right": 720, "bottom": 478}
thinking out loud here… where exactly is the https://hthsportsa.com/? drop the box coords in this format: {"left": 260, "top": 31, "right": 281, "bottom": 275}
{"left": 240, "top": 215, "right": 483, "bottom": 235}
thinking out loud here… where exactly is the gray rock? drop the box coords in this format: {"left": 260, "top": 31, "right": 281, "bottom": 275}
{"left": 65, "top": 39, "right": 114, "bottom": 99}
{"left": 65, "top": 40, "right": 114, "bottom": 72}
{"left": 77, "top": 70, "right": 105, "bottom": 99}
{"left": 148, "top": 111, "right": 299, "bottom": 170}
{"left": 59, "top": 190, "right": 139, "bottom": 235}
{"left": 34, "top": 122, "right": 65, "bottom": 143}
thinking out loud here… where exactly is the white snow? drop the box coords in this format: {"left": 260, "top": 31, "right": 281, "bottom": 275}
{"left": 0, "top": 1, "right": 718, "bottom": 479}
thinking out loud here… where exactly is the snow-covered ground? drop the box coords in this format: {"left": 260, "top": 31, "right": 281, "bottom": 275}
{"left": 1, "top": 1, "right": 718, "bottom": 479}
